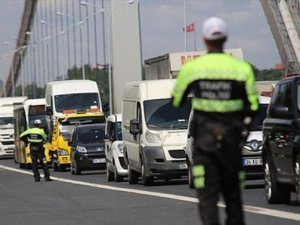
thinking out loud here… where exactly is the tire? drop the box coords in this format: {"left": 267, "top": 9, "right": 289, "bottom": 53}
{"left": 114, "top": 163, "right": 123, "bottom": 182}
{"left": 106, "top": 162, "right": 114, "bottom": 181}
{"left": 141, "top": 164, "right": 153, "bottom": 186}
{"left": 128, "top": 164, "right": 138, "bottom": 185}
{"left": 70, "top": 161, "right": 75, "bottom": 175}
{"left": 52, "top": 159, "right": 59, "bottom": 171}
{"left": 74, "top": 160, "right": 81, "bottom": 175}
{"left": 264, "top": 160, "right": 290, "bottom": 204}
{"left": 25, "top": 163, "right": 32, "bottom": 170}
{"left": 58, "top": 164, "right": 66, "bottom": 172}
{"left": 188, "top": 164, "right": 195, "bottom": 189}
{"left": 295, "top": 155, "right": 300, "bottom": 203}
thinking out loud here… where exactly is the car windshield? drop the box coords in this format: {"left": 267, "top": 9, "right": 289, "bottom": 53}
{"left": 144, "top": 98, "right": 191, "bottom": 130}
{"left": 54, "top": 93, "right": 100, "bottom": 113}
{"left": 0, "top": 117, "right": 13, "bottom": 128}
{"left": 251, "top": 104, "right": 268, "bottom": 131}
{"left": 76, "top": 125, "right": 106, "bottom": 144}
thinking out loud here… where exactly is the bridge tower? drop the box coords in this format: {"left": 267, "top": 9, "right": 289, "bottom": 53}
{"left": 260, "top": 0, "right": 300, "bottom": 73}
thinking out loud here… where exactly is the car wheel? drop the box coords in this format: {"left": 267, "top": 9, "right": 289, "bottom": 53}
{"left": 25, "top": 163, "right": 32, "bottom": 170}
{"left": 74, "top": 160, "right": 81, "bottom": 175}
{"left": 264, "top": 160, "right": 290, "bottom": 204}
{"left": 106, "top": 162, "right": 114, "bottom": 181}
{"left": 295, "top": 155, "right": 300, "bottom": 202}
{"left": 19, "top": 163, "right": 25, "bottom": 169}
{"left": 141, "top": 163, "right": 153, "bottom": 186}
{"left": 52, "top": 159, "right": 58, "bottom": 171}
{"left": 128, "top": 164, "right": 138, "bottom": 185}
{"left": 188, "top": 164, "right": 194, "bottom": 189}
{"left": 58, "top": 163, "right": 66, "bottom": 172}
{"left": 70, "top": 160, "right": 75, "bottom": 175}
{"left": 114, "top": 163, "right": 123, "bottom": 182}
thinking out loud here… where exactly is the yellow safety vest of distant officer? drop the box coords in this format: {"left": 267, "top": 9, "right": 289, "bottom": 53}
{"left": 20, "top": 119, "right": 53, "bottom": 182}
{"left": 172, "top": 17, "right": 259, "bottom": 225}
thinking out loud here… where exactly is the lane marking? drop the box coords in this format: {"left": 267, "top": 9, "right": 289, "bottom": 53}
{"left": 1, "top": 164, "right": 299, "bottom": 221}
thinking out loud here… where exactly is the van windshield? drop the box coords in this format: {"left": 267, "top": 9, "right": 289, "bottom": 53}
{"left": 54, "top": 93, "right": 100, "bottom": 113}
{"left": 251, "top": 103, "right": 268, "bottom": 131}
{"left": 144, "top": 98, "right": 191, "bottom": 130}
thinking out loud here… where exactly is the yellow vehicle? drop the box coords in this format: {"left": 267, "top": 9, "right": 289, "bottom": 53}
{"left": 14, "top": 98, "right": 50, "bottom": 169}
{"left": 46, "top": 110, "right": 106, "bottom": 172}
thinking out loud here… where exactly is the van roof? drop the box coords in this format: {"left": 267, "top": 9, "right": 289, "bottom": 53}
{"left": 124, "top": 79, "right": 176, "bottom": 100}
{"left": 46, "top": 80, "right": 98, "bottom": 95}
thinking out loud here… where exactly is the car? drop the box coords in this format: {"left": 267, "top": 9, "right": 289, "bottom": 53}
{"left": 263, "top": 75, "right": 300, "bottom": 204}
{"left": 105, "top": 113, "right": 127, "bottom": 182}
{"left": 241, "top": 96, "right": 271, "bottom": 180}
{"left": 186, "top": 96, "right": 271, "bottom": 189}
{"left": 69, "top": 123, "right": 106, "bottom": 175}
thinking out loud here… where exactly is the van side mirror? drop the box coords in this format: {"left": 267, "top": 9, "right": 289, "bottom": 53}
{"left": 68, "top": 141, "right": 72, "bottom": 146}
{"left": 130, "top": 119, "right": 140, "bottom": 135}
{"left": 270, "top": 105, "right": 290, "bottom": 118}
{"left": 46, "top": 106, "right": 53, "bottom": 115}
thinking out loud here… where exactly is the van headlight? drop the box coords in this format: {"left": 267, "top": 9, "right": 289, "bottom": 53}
{"left": 145, "top": 131, "right": 160, "bottom": 144}
{"left": 76, "top": 146, "right": 87, "bottom": 153}
{"left": 117, "top": 143, "right": 124, "bottom": 154}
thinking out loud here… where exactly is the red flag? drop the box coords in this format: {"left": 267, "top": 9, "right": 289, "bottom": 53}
{"left": 183, "top": 23, "right": 194, "bottom": 32}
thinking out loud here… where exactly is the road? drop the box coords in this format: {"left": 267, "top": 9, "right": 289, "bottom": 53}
{"left": 0, "top": 158, "right": 299, "bottom": 225}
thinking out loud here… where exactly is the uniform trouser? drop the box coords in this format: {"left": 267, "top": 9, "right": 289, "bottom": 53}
{"left": 192, "top": 135, "right": 245, "bottom": 225}
{"left": 30, "top": 145, "right": 50, "bottom": 180}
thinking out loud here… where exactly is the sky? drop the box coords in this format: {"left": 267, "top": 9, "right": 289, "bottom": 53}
{"left": 0, "top": 0, "right": 281, "bottom": 84}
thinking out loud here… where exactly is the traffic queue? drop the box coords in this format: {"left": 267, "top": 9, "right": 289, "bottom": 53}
{"left": 7, "top": 77, "right": 299, "bottom": 205}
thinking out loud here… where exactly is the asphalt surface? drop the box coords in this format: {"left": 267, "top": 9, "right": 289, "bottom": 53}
{"left": 0, "top": 158, "right": 299, "bottom": 225}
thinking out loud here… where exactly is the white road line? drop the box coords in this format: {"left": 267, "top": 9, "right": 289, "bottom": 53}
{"left": 1, "top": 164, "right": 299, "bottom": 221}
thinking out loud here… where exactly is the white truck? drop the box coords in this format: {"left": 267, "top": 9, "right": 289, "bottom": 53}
{"left": 122, "top": 79, "right": 192, "bottom": 186}
{"left": 45, "top": 80, "right": 103, "bottom": 134}
{"left": 0, "top": 96, "right": 27, "bottom": 158}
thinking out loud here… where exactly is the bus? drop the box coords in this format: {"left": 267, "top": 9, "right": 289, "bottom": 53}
{"left": 14, "top": 98, "right": 49, "bottom": 168}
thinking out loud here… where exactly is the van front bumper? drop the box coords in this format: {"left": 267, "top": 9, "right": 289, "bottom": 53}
{"left": 142, "top": 146, "right": 187, "bottom": 178}
{"left": 75, "top": 152, "right": 106, "bottom": 171}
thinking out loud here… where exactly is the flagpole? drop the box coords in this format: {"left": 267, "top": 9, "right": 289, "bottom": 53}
{"left": 194, "top": 21, "right": 197, "bottom": 51}
{"left": 184, "top": 0, "right": 187, "bottom": 51}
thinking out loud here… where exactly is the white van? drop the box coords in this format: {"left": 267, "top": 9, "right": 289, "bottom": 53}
{"left": 105, "top": 113, "right": 127, "bottom": 182}
{"left": 242, "top": 95, "right": 271, "bottom": 179}
{"left": 45, "top": 80, "right": 102, "bottom": 132}
{"left": 122, "top": 79, "right": 192, "bottom": 186}
{"left": 186, "top": 95, "right": 271, "bottom": 188}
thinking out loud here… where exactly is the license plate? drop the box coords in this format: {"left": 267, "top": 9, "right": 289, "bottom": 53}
{"left": 242, "top": 158, "right": 263, "bottom": 166}
{"left": 179, "top": 163, "right": 188, "bottom": 169}
{"left": 93, "top": 158, "right": 106, "bottom": 164}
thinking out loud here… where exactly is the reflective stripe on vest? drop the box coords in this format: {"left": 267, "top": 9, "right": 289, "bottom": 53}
{"left": 192, "top": 98, "right": 244, "bottom": 112}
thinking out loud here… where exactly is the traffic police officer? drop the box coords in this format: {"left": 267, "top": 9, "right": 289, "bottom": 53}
{"left": 20, "top": 119, "right": 53, "bottom": 182}
{"left": 172, "top": 17, "right": 259, "bottom": 225}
